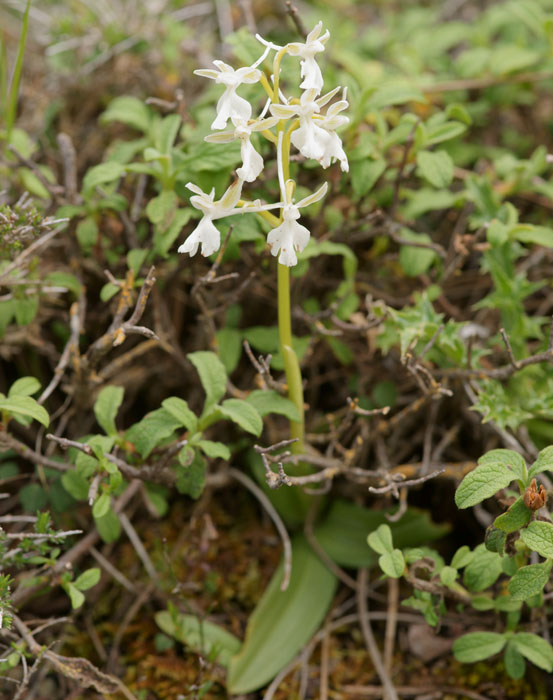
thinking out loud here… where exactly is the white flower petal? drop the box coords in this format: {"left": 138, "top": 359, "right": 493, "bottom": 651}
{"left": 237, "top": 138, "right": 264, "bottom": 182}
{"left": 296, "top": 181, "right": 328, "bottom": 208}
{"left": 178, "top": 217, "right": 221, "bottom": 258}
{"left": 299, "top": 58, "right": 324, "bottom": 93}
{"left": 291, "top": 122, "right": 328, "bottom": 161}
{"left": 217, "top": 179, "right": 244, "bottom": 211}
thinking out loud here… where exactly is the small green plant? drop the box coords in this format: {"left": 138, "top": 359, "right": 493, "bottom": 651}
{"left": 368, "top": 447, "right": 553, "bottom": 679}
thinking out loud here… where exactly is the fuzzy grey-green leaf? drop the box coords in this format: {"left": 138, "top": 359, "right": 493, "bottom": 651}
{"left": 508, "top": 561, "right": 552, "bottom": 600}
{"left": 520, "top": 521, "right": 553, "bottom": 559}
{"left": 452, "top": 632, "right": 506, "bottom": 663}
{"left": 219, "top": 399, "right": 262, "bottom": 436}
{"left": 513, "top": 633, "right": 553, "bottom": 672}
{"left": 94, "top": 385, "right": 124, "bottom": 436}
{"left": 455, "top": 462, "right": 516, "bottom": 508}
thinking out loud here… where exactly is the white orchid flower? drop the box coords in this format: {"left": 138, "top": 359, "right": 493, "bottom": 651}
{"left": 195, "top": 60, "right": 262, "bottom": 130}
{"left": 286, "top": 21, "right": 329, "bottom": 94}
{"left": 204, "top": 116, "right": 279, "bottom": 182}
{"left": 317, "top": 96, "right": 350, "bottom": 171}
{"left": 270, "top": 87, "right": 344, "bottom": 165}
{"left": 178, "top": 180, "right": 243, "bottom": 257}
{"left": 267, "top": 131, "right": 328, "bottom": 267}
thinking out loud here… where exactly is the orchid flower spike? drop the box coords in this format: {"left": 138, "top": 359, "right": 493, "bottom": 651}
{"left": 204, "top": 116, "right": 279, "bottom": 182}
{"left": 194, "top": 60, "right": 262, "bottom": 130}
{"left": 317, "top": 95, "right": 350, "bottom": 171}
{"left": 286, "top": 21, "right": 330, "bottom": 94}
{"left": 178, "top": 180, "right": 243, "bottom": 257}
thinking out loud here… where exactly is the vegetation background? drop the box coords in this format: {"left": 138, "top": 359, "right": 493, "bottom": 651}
{"left": 3, "top": 0, "right": 553, "bottom": 698}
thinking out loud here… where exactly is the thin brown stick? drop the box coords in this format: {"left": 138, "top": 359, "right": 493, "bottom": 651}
{"left": 383, "top": 577, "right": 398, "bottom": 674}
{"left": 285, "top": 0, "right": 307, "bottom": 38}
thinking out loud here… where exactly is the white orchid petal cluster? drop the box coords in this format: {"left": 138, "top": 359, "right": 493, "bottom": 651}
{"left": 178, "top": 21, "right": 349, "bottom": 267}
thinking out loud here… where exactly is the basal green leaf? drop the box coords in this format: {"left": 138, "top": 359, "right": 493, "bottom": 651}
{"left": 156, "top": 610, "right": 242, "bottom": 669}
{"left": 161, "top": 397, "right": 198, "bottom": 432}
{"left": 188, "top": 351, "right": 227, "bottom": 414}
{"left": 513, "top": 633, "right": 553, "bottom": 672}
{"left": 227, "top": 536, "right": 337, "bottom": 694}
{"left": 452, "top": 632, "right": 506, "bottom": 663}
{"left": 494, "top": 497, "right": 532, "bottom": 533}
{"left": 82, "top": 162, "right": 125, "bottom": 194}
{"left": 94, "top": 385, "right": 124, "bottom": 437}
{"left": 245, "top": 390, "right": 300, "bottom": 422}
{"left": 508, "top": 561, "right": 552, "bottom": 600}
{"left": 219, "top": 399, "right": 262, "bottom": 436}
{"left": 125, "top": 408, "right": 182, "bottom": 458}
{"left": 455, "top": 458, "right": 519, "bottom": 509}
{"left": 520, "top": 521, "right": 553, "bottom": 559}
{"left": 100, "top": 96, "right": 152, "bottom": 132}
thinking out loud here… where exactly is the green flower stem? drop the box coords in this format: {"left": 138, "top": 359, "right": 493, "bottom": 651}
{"left": 277, "top": 262, "right": 304, "bottom": 453}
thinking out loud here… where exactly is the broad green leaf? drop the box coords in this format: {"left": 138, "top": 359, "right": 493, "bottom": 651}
{"left": 61, "top": 470, "right": 89, "bottom": 501}
{"left": 125, "top": 408, "right": 183, "bottom": 457}
{"left": 513, "top": 633, "right": 553, "bottom": 672}
{"left": 100, "top": 282, "right": 119, "bottom": 302}
{"left": 146, "top": 190, "right": 177, "bottom": 229}
{"left": 156, "top": 610, "right": 241, "bottom": 668}
{"left": 8, "top": 377, "right": 40, "bottom": 397}
{"left": 455, "top": 456, "right": 520, "bottom": 509}
{"left": 366, "top": 84, "right": 425, "bottom": 109}
{"left": 520, "top": 521, "right": 553, "bottom": 559}
{"left": 425, "top": 121, "right": 466, "bottom": 146}
{"left": 416, "top": 150, "right": 454, "bottom": 188}
{"left": 452, "top": 632, "right": 506, "bottom": 663}
{"left": 245, "top": 390, "right": 300, "bottom": 422}
{"left": 227, "top": 536, "right": 337, "bottom": 694}
{"left": 494, "top": 497, "right": 532, "bottom": 533}
{"left": 216, "top": 327, "right": 242, "bottom": 375}
{"left": 65, "top": 583, "right": 85, "bottom": 609}
{"left": 485, "top": 526, "right": 506, "bottom": 555}
{"left": 95, "top": 507, "right": 121, "bottom": 543}
{"left": 94, "top": 385, "right": 124, "bottom": 437}
{"left": 92, "top": 492, "right": 110, "bottom": 519}
{"left": 350, "top": 158, "right": 386, "bottom": 199}
{"left": 379, "top": 550, "right": 405, "bottom": 578}
{"left": 315, "top": 500, "right": 449, "bottom": 569}
{"left": 528, "top": 446, "right": 553, "bottom": 479}
{"left": 100, "top": 96, "right": 152, "bottom": 132}
{"left": 471, "top": 596, "right": 495, "bottom": 611}
{"left": 19, "top": 483, "right": 48, "bottom": 512}
{"left": 463, "top": 546, "right": 502, "bottom": 592}
{"left": 188, "top": 351, "right": 227, "bottom": 414}
{"left": 176, "top": 450, "right": 206, "bottom": 499}
{"left": 76, "top": 216, "right": 98, "bottom": 250}
{"left": 367, "top": 524, "right": 394, "bottom": 555}
{"left": 504, "top": 640, "right": 525, "bottom": 680}
{"left": 197, "top": 440, "right": 230, "bottom": 460}
{"left": 451, "top": 545, "right": 474, "bottom": 570}
{"left": 127, "top": 248, "right": 148, "bottom": 275}
{"left": 82, "top": 162, "right": 125, "bottom": 194}
{"left": 478, "top": 449, "right": 527, "bottom": 481}
{"left": 0, "top": 396, "right": 49, "bottom": 427}
{"left": 161, "top": 397, "right": 198, "bottom": 432}
{"left": 440, "top": 566, "right": 458, "bottom": 587}
{"left": 155, "top": 114, "right": 181, "bottom": 154}
{"left": 73, "top": 568, "right": 101, "bottom": 591}
{"left": 219, "top": 399, "right": 262, "bottom": 436}
{"left": 511, "top": 224, "right": 553, "bottom": 248}
{"left": 508, "top": 561, "right": 552, "bottom": 600}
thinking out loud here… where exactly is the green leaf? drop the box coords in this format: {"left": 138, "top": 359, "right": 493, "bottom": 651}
{"left": 94, "top": 385, "right": 124, "bottom": 437}
{"left": 19, "top": 483, "right": 48, "bottom": 512}
{"left": 161, "top": 397, "right": 198, "bottom": 432}
{"left": 65, "top": 583, "right": 85, "bottom": 609}
{"left": 92, "top": 492, "right": 110, "bottom": 519}
{"left": 245, "top": 390, "right": 300, "bottom": 422}
{"left": 508, "top": 561, "right": 552, "bottom": 600}
{"left": 440, "top": 566, "right": 458, "bottom": 587}
{"left": 520, "top": 521, "right": 553, "bottom": 559}
{"left": 494, "top": 497, "right": 532, "bottom": 533}
{"left": 82, "top": 162, "right": 125, "bottom": 194}
{"left": 485, "top": 526, "right": 506, "bottom": 555}
{"left": 227, "top": 536, "right": 337, "bottom": 694}
{"left": 504, "top": 641, "right": 526, "bottom": 680}
{"left": 367, "top": 524, "right": 394, "bottom": 555}
{"left": 455, "top": 454, "right": 521, "bottom": 509}
{"left": 156, "top": 610, "right": 242, "bottom": 669}
{"left": 0, "top": 396, "right": 49, "bottom": 427}
{"left": 146, "top": 190, "right": 177, "bottom": 229}
{"left": 314, "top": 500, "right": 449, "bottom": 569}
{"left": 8, "top": 377, "right": 40, "bottom": 398}
{"left": 478, "top": 449, "right": 527, "bottom": 481}
{"left": 100, "top": 96, "right": 152, "bottom": 132}
{"left": 451, "top": 546, "right": 474, "bottom": 570}
{"left": 379, "top": 550, "right": 405, "bottom": 578}
{"left": 463, "top": 546, "right": 502, "bottom": 592}
{"left": 188, "top": 351, "right": 227, "bottom": 414}
{"left": 76, "top": 217, "right": 99, "bottom": 250}
{"left": 398, "top": 229, "right": 437, "bottom": 277}
{"left": 511, "top": 224, "right": 553, "bottom": 248}
{"left": 219, "top": 399, "right": 262, "bottom": 436}
{"left": 452, "top": 632, "right": 506, "bottom": 663}
{"left": 425, "top": 121, "right": 466, "bottom": 146}
{"left": 125, "top": 408, "right": 183, "bottom": 458}
{"left": 216, "top": 327, "right": 242, "bottom": 375}
{"left": 350, "top": 158, "right": 386, "bottom": 199}
{"left": 100, "top": 282, "right": 119, "bottom": 302}
{"left": 61, "top": 470, "right": 89, "bottom": 501}
{"left": 528, "top": 446, "right": 553, "bottom": 479}
{"left": 366, "top": 84, "right": 425, "bottom": 109}
{"left": 512, "top": 633, "right": 553, "bottom": 672}
{"left": 95, "top": 507, "right": 121, "bottom": 543}
{"left": 416, "top": 150, "right": 454, "bottom": 188}
{"left": 197, "top": 440, "right": 230, "bottom": 460}
{"left": 176, "top": 450, "right": 206, "bottom": 499}
{"left": 127, "top": 248, "right": 148, "bottom": 275}
{"left": 73, "top": 567, "right": 101, "bottom": 591}
{"left": 155, "top": 114, "right": 181, "bottom": 154}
